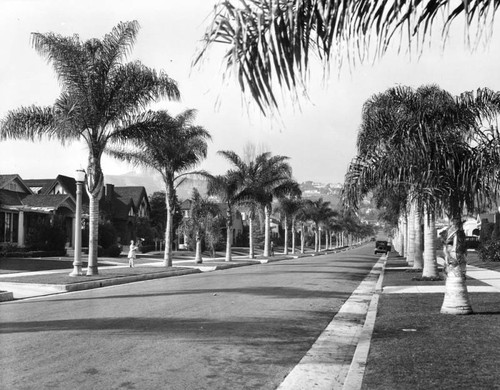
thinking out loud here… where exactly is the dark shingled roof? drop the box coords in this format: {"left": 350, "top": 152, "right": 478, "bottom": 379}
{"left": 0, "top": 174, "right": 19, "bottom": 188}
{"left": 25, "top": 175, "right": 89, "bottom": 204}
{"left": 22, "top": 194, "right": 73, "bottom": 209}
{"left": 114, "top": 187, "right": 147, "bottom": 209}
{"left": 0, "top": 189, "right": 26, "bottom": 206}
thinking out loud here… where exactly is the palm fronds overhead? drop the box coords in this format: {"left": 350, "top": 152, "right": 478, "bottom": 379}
{"left": 195, "top": 0, "right": 499, "bottom": 113}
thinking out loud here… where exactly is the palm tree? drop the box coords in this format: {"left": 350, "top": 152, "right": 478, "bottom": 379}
{"left": 303, "top": 198, "right": 335, "bottom": 252}
{"left": 0, "top": 21, "right": 180, "bottom": 275}
{"left": 254, "top": 155, "right": 300, "bottom": 257}
{"left": 207, "top": 170, "right": 243, "bottom": 262}
{"left": 195, "top": 1, "right": 496, "bottom": 112}
{"left": 345, "top": 85, "right": 500, "bottom": 314}
{"left": 218, "top": 150, "right": 298, "bottom": 258}
{"left": 106, "top": 109, "right": 210, "bottom": 267}
{"left": 181, "top": 189, "right": 221, "bottom": 264}
{"left": 275, "top": 195, "right": 303, "bottom": 255}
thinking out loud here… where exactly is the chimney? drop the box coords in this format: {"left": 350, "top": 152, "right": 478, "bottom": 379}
{"left": 106, "top": 184, "right": 114, "bottom": 202}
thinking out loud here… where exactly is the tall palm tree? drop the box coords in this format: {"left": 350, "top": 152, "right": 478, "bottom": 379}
{"left": 0, "top": 21, "right": 180, "bottom": 275}
{"left": 181, "top": 189, "right": 221, "bottom": 264}
{"left": 207, "top": 170, "right": 243, "bottom": 262}
{"left": 195, "top": 0, "right": 496, "bottom": 112}
{"left": 255, "top": 156, "right": 300, "bottom": 257}
{"left": 304, "top": 198, "right": 335, "bottom": 252}
{"left": 275, "top": 194, "right": 303, "bottom": 255}
{"left": 107, "top": 109, "right": 210, "bottom": 267}
{"left": 218, "top": 150, "right": 298, "bottom": 258}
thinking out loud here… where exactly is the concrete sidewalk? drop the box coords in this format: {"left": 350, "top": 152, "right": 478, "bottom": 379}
{"left": 278, "top": 254, "right": 500, "bottom": 390}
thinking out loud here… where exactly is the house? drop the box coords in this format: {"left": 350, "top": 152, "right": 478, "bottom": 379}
{"left": 1, "top": 173, "right": 151, "bottom": 249}
{"left": 100, "top": 184, "right": 151, "bottom": 244}
{"left": 0, "top": 174, "right": 76, "bottom": 248}
{"left": 178, "top": 199, "right": 244, "bottom": 249}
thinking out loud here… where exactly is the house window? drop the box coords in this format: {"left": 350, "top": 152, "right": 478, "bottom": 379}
{"left": 184, "top": 210, "right": 190, "bottom": 218}
{"left": 128, "top": 208, "right": 134, "bottom": 217}
{"left": 0, "top": 212, "right": 19, "bottom": 243}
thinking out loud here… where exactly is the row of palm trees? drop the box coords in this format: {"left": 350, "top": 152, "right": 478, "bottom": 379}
{"left": 0, "top": 20, "right": 373, "bottom": 274}
{"left": 343, "top": 84, "right": 500, "bottom": 315}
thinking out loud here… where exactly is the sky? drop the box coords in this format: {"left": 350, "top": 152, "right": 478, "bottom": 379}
{"left": 1, "top": 0, "right": 500, "bottom": 186}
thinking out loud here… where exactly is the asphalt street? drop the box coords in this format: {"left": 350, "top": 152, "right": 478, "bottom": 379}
{"left": 0, "top": 245, "right": 378, "bottom": 390}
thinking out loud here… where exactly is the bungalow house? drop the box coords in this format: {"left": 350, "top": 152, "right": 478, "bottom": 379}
{"left": 100, "top": 184, "right": 151, "bottom": 244}
{"left": 0, "top": 174, "right": 76, "bottom": 248}
{"left": 1, "top": 173, "right": 151, "bottom": 249}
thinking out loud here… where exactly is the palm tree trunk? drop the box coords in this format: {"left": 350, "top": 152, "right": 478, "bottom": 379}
{"left": 300, "top": 223, "right": 305, "bottom": 253}
{"left": 314, "top": 224, "right": 319, "bottom": 252}
{"left": 284, "top": 215, "right": 289, "bottom": 255}
{"left": 263, "top": 204, "right": 271, "bottom": 257}
{"left": 407, "top": 201, "right": 416, "bottom": 266}
{"left": 86, "top": 193, "right": 100, "bottom": 275}
{"left": 422, "top": 207, "right": 439, "bottom": 278}
{"left": 85, "top": 159, "right": 103, "bottom": 276}
{"left": 163, "top": 181, "right": 174, "bottom": 267}
{"left": 195, "top": 230, "right": 203, "bottom": 264}
{"left": 413, "top": 204, "right": 424, "bottom": 270}
{"left": 440, "top": 219, "right": 472, "bottom": 314}
{"left": 163, "top": 212, "right": 173, "bottom": 267}
{"left": 248, "top": 215, "right": 255, "bottom": 259}
{"left": 225, "top": 209, "right": 232, "bottom": 262}
{"left": 291, "top": 217, "right": 296, "bottom": 254}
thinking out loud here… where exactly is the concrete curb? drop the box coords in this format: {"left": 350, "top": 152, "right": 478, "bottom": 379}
{"left": 342, "top": 255, "right": 387, "bottom": 390}
{"left": 0, "top": 290, "right": 14, "bottom": 301}
{"left": 277, "top": 254, "right": 386, "bottom": 390}
{"left": 1, "top": 268, "right": 202, "bottom": 295}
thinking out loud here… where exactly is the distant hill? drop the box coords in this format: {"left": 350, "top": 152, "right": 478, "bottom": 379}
{"left": 104, "top": 172, "right": 207, "bottom": 200}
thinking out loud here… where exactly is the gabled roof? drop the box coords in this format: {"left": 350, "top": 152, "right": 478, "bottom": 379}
{"left": 0, "top": 174, "right": 33, "bottom": 194}
{"left": 0, "top": 174, "right": 19, "bottom": 188}
{"left": 25, "top": 175, "right": 89, "bottom": 204}
{"left": 0, "top": 190, "right": 75, "bottom": 213}
{"left": 0, "top": 189, "right": 26, "bottom": 206}
{"left": 114, "top": 187, "right": 148, "bottom": 209}
{"left": 22, "top": 194, "right": 73, "bottom": 209}
{"left": 24, "top": 178, "right": 54, "bottom": 194}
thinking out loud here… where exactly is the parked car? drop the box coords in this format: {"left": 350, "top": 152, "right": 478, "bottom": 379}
{"left": 374, "top": 240, "right": 391, "bottom": 255}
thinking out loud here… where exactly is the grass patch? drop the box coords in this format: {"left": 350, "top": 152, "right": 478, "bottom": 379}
{"left": 0, "top": 266, "right": 190, "bottom": 285}
{"left": 467, "top": 251, "right": 500, "bottom": 272}
{"left": 362, "top": 293, "right": 500, "bottom": 390}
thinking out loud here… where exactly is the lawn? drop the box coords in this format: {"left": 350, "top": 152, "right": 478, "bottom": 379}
{"left": 362, "top": 292, "right": 500, "bottom": 390}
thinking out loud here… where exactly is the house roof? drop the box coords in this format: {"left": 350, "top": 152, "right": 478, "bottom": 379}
{"left": 0, "top": 190, "right": 75, "bottom": 213}
{"left": 0, "top": 189, "right": 26, "bottom": 207}
{"left": 24, "top": 178, "right": 54, "bottom": 193}
{"left": 25, "top": 175, "right": 89, "bottom": 204}
{"left": 114, "top": 187, "right": 148, "bottom": 209}
{"left": 0, "top": 174, "right": 33, "bottom": 194}
{"left": 0, "top": 174, "right": 19, "bottom": 188}
{"left": 22, "top": 194, "right": 73, "bottom": 209}
{"left": 103, "top": 186, "right": 148, "bottom": 220}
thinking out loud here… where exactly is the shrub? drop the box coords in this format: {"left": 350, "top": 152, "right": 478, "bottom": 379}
{"left": 99, "top": 222, "right": 118, "bottom": 249}
{"left": 26, "top": 222, "right": 67, "bottom": 251}
{"left": 478, "top": 240, "right": 500, "bottom": 262}
{"left": 139, "top": 244, "right": 155, "bottom": 254}
{"left": 103, "top": 244, "right": 122, "bottom": 257}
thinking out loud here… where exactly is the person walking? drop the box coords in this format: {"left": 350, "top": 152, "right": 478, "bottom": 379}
{"left": 128, "top": 240, "right": 138, "bottom": 267}
{"left": 270, "top": 240, "right": 275, "bottom": 257}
